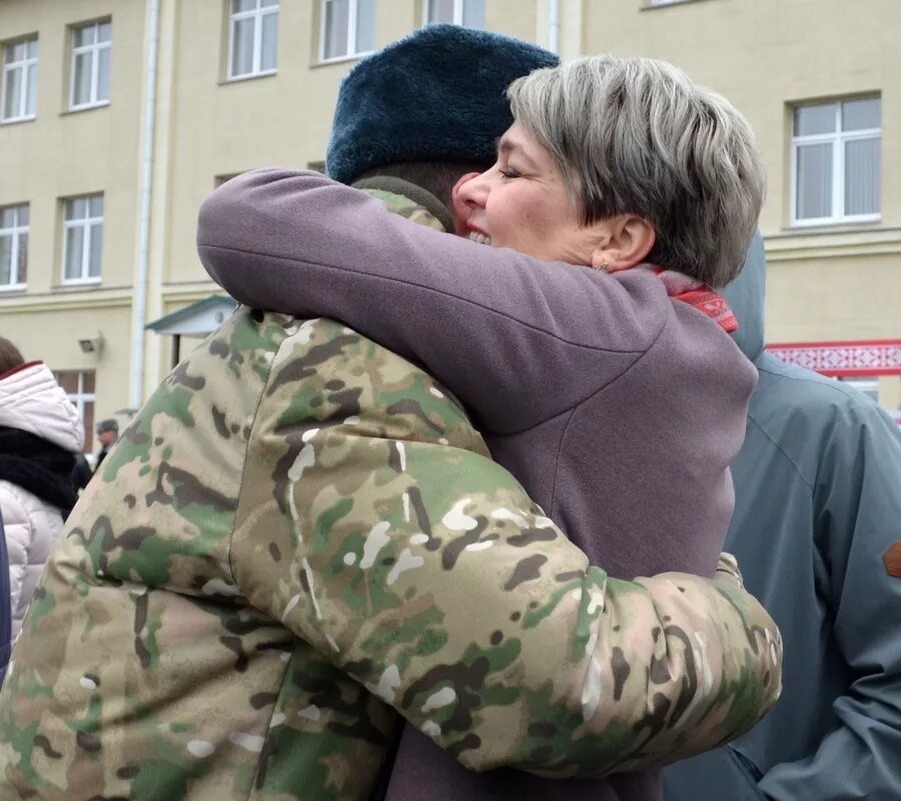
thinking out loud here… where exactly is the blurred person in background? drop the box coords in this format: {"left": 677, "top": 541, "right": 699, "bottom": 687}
{"left": 71, "top": 451, "right": 93, "bottom": 494}
{"left": 94, "top": 417, "right": 119, "bottom": 471}
{"left": 0, "top": 337, "right": 83, "bottom": 640}
{"left": 665, "top": 236, "right": 901, "bottom": 801}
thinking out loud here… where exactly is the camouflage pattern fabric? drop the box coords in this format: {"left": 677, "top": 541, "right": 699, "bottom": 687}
{"left": 0, "top": 310, "right": 781, "bottom": 801}
{"left": 0, "top": 193, "right": 781, "bottom": 800}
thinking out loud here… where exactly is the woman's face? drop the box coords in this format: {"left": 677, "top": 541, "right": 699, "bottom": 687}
{"left": 457, "top": 122, "right": 599, "bottom": 265}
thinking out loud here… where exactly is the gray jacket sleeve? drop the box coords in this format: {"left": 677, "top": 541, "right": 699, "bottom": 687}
{"left": 759, "top": 403, "right": 901, "bottom": 801}
{"left": 197, "top": 168, "right": 668, "bottom": 434}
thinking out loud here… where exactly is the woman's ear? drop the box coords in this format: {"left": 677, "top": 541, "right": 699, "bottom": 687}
{"left": 451, "top": 172, "right": 481, "bottom": 237}
{"left": 589, "top": 215, "right": 656, "bottom": 272}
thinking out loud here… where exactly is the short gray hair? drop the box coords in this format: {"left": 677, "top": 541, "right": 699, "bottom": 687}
{"left": 507, "top": 56, "right": 766, "bottom": 286}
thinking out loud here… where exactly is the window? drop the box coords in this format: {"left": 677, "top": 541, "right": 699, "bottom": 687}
{"left": 1, "top": 36, "right": 38, "bottom": 122}
{"left": 0, "top": 204, "right": 28, "bottom": 290}
{"left": 70, "top": 20, "right": 111, "bottom": 109}
{"left": 320, "top": 0, "right": 376, "bottom": 62}
{"left": 54, "top": 370, "right": 95, "bottom": 452}
{"left": 791, "top": 97, "right": 881, "bottom": 226}
{"left": 228, "top": 0, "right": 278, "bottom": 79}
{"left": 425, "top": 0, "right": 485, "bottom": 27}
{"left": 62, "top": 194, "right": 103, "bottom": 283}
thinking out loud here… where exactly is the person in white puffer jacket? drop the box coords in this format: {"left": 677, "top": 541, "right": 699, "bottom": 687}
{"left": 0, "top": 338, "right": 83, "bottom": 639}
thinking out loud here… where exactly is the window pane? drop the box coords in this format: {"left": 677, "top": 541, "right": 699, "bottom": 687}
{"left": 0, "top": 235, "right": 11, "bottom": 285}
{"left": 88, "top": 223, "right": 103, "bottom": 277}
{"left": 794, "top": 103, "right": 836, "bottom": 136}
{"left": 17, "top": 231, "right": 26, "bottom": 283}
{"left": 232, "top": 0, "right": 255, "bottom": 11}
{"left": 83, "top": 370, "right": 95, "bottom": 392}
{"left": 65, "top": 225, "right": 85, "bottom": 279}
{"left": 84, "top": 400, "right": 94, "bottom": 451}
{"left": 3, "top": 67, "right": 22, "bottom": 119}
{"left": 25, "top": 63, "right": 36, "bottom": 115}
{"left": 0, "top": 208, "right": 12, "bottom": 228}
{"left": 355, "top": 0, "right": 376, "bottom": 53}
{"left": 428, "top": 0, "right": 455, "bottom": 22}
{"left": 10, "top": 41, "right": 26, "bottom": 62}
{"left": 74, "top": 25, "right": 96, "bottom": 48}
{"left": 842, "top": 98, "right": 880, "bottom": 131}
{"left": 463, "top": 0, "right": 485, "bottom": 27}
{"left": 89, "top": 195, "right": 103, "bottom": 217}
{"left": 72, "top": 51, "right": 93, "bottom": 105}
{"left": 66, "top": 197, "right": 87, "bottom": 219}
{"left": 27, "top": 39, "right": 38, "bottom": 59}
{"left": 844, "top": 137, "right": 881, "bottom": 216}
{"left": 261, "top": 0, "right": 279, "bottom": 7}
{"left": 97, "top": 48, "right": 110, "bottom": 101}
{"left": 231, "top": 17, "right": 255, "bottom": 76}
{"left": 98, "top": 22, "right": 112, "bottom": 43}
{"left": 56, "top": 371, "right": 78, "bottom": 393}
{"left": 324, "top": 0, "right": 350, "bottom": 59}
{"left": 796, "top": 142, "right": 833, "bottom": 220}
{"left": 261, "top": 11, "right": 278, "bottom": 71}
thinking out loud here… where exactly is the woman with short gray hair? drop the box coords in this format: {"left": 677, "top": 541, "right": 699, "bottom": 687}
{"left": 472, "top": 54, "right": 765, "bottom": 288}
{"left": 201, "top": 52, "right": 770, "bottom": 801}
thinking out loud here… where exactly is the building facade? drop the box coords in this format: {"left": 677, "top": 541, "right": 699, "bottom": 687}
{"left": 0, "top": 0, "right": 898, "bottom": 457}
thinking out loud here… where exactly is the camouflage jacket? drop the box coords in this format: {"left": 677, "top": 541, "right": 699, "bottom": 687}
{"left": 0, "top": 217, "right": 780, "bottom": 801}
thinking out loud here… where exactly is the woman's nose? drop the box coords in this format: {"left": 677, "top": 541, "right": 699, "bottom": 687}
{"left": 451, "top": 171, "right": 487, "bottom": 235}
{"left": 457, "top": 169, "right": 491, "bottom": 208}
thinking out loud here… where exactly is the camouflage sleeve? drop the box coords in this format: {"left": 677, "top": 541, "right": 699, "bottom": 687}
{"left": 231, "top": 321, "right": 782, "bottom": 778}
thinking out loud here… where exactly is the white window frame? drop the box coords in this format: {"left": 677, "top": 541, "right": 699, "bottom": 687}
{"left": 227, "top": 0, "right": 279, "bottom": 80}
{"left": 319, "top": 0, "right": 374, "bottom": 64}
{"left": 69, "top": 21, "right": 111, "bottom": 111}
{"left": 0, "top": 204, "right": 28, "bottom": 291}
{"left": 1, "top": 36, "right": 38, "bottom": 123}
{"left": 62, "top": 194, "right": 103, "bottom": 285}
{"left": 54, "top": 370, "right": 95, "bottom": 452}
{"left": 790, "top": 98, "right": 881, "bottom": 228}
{"left": 423, "top": 0, "right": 483, "bottom": 26}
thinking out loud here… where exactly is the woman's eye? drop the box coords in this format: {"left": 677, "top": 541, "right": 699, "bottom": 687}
{"left": 499, "top": 168, "right": 521, "bottom": 180}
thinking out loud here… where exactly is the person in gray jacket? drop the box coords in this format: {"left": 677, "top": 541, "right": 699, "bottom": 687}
{"left": 664, "top": 234, "right": 901, "bottom": 801}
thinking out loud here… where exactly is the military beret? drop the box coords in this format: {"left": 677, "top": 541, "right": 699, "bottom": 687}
{"left": 326, "top": 24, "right": 559, "bottom": 185}
{"left": 96, "top": 418, "right": 118, "bottom": 434}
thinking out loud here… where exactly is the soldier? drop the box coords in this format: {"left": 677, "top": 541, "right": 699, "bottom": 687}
{"left": 0, "top": 27, "right": 780, "bottom": 801}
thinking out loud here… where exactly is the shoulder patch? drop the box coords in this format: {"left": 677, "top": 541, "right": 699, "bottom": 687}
{"left": 883, "top": 542, "right": 901, "bottom": 578}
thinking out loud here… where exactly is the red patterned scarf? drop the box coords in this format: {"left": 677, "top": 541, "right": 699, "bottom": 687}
{"left": 640, "top": 265, "right": 738, "bottom": 333}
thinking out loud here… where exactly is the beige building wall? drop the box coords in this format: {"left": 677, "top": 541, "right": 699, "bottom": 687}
{"left": 0, "top": 0, "right": 149, "bottom": 442}
{"left": 1, "top": 0, "right": 899, "bottom": 453}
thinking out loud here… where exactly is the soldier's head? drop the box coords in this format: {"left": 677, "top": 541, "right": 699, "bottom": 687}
{"left": 0, "top": 337, "right": 25, "bottom": 376}
{"left": 326, "top": 24, "right": 558, "bottom": 225}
